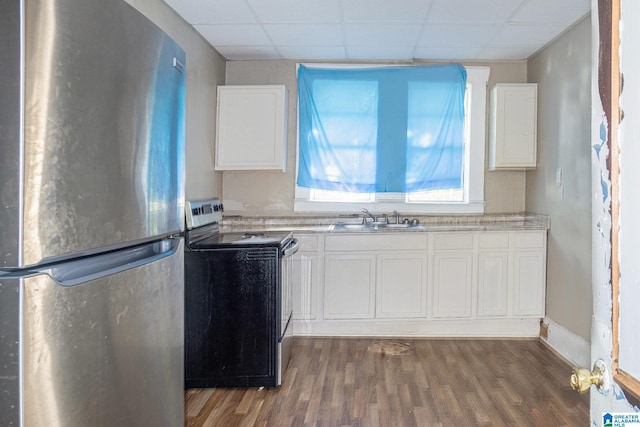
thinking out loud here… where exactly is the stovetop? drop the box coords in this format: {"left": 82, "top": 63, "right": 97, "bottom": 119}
{"left": 188, "top": 230, "right": 294, "bottom": 249}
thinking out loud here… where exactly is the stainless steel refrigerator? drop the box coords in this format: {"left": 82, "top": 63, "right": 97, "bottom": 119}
{"left": 0, "top": 0, "right": 186, "bottom": 425}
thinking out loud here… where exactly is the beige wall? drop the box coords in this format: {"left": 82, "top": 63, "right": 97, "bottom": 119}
{"left": 223, "top": 60, "right": 529, "bottom": 216}
{"left": 527, "top": 16, "right": 592, "bottom": 341}
{"left": 124, "top": 0, "right": 225, "bottom": 200}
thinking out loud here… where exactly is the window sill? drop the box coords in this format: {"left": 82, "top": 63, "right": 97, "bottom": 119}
{"left": 293, "top": 200, "right": 486, "bottom": 215}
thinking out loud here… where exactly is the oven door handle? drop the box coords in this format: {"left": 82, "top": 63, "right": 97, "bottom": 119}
{"left": 282, "top": 238, "right": 300, "bottom": 257}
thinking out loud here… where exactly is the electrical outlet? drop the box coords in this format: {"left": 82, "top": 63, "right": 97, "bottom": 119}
{"left": 540, "top": 321, "right": 549, "bottom": 338}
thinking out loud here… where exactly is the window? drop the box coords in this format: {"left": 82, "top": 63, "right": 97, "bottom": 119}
{"left": 294, "top": 64, "right": 490, "bottom": 214}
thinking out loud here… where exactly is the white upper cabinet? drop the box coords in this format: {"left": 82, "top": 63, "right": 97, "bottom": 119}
{"left": 489, "top": 83, "right": 538, "bottom": 170}
{"left": 215, "top": 85, "right": 288, "bottom": 171}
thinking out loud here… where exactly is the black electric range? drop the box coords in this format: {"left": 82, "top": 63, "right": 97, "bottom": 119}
{"left": 183, "top": 199, "right": 298, "bottom": 388}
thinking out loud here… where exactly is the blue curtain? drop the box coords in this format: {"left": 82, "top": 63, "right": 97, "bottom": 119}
{"left": 297, "top": 64, "right": 467, "bottom": 193}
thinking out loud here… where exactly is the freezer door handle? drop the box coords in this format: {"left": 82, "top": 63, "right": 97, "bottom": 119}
{"left": 41, "top": 238, "right": 181, "bottom": 287}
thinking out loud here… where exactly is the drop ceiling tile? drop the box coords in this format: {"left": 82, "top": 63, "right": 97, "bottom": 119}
{"left": 195, "top": 24, "right": 272, "bottom": 46}
{"left": 479, "top": 45, "right": 536, "bottom": 60}
{"left": 413, "top": 45, "right": 484, "bottom": 61}
{"left": 246, "top": 0, "right": 341, "bottom": 23}
{"left": 164, "top": 0, "right": 256, "bottom": 24}
{"left": 512, "top": 0, "right": 590, "bottom": 24}
{"left": 493, "top": 23, "right": 567, "bottom": 46}
{"left": 278, "top": 46, "right": 347, "bottom": 60}
{"left": 344, "top": 23, "right": 423, "bottom": 46}
{"left": 341, "top": 0, "right": 431, "bottom": 22}
{"left": 215, "top": 45, "right": 281, "bottom": 60}
{"left": 162, "top": 0, "right": 592, "bottom": 61}
{"left": 418, "top": 24, "right": 500, "bottom": 47}
{"left": 347, "top": 46, "right": 415, "bottom": 61}
{"left": 264, "top": 24, "right": 344, "bottom": 46}
{"left": 427, "top": 0, "right": 525, "bottom": 23}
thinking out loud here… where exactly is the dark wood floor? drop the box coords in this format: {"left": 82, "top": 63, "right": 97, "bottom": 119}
{"left": 185, "top": 337, "right": 589, "bottom": 426}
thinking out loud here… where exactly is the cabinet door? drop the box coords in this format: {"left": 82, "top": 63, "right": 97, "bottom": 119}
{"left": 376, "top": 253, "right": 428, "bottom": 318}
{"left": 477, "top": 251, "right": 509, "bottom": 317}
{"left": 432, "top": 252, "right": 473, "bottom": 318}
{"left": 512, "top": 250, "right": 546, "bottom": 316}
{"left": 324, "top": 254, "right": 375, "bottom": 319}
{"left": 215, "top": 85, "right": 287, "bottom": 171}
{"left": 291, "top": 253, "right": 318, "bottom": 320}
{"left": 489, "top": 84, "right": 537, "bottom": 170}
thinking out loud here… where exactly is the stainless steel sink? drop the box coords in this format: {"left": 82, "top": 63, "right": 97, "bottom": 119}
{"left": 329, "top": 223, "right": 372, "bottom": 231}
{"left": 329, "top": 223, "right": 424, "bottom": 231}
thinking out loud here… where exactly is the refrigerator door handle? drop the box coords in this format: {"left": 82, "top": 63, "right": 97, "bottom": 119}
{"left": 41, "top": 238, "right": 181, "bottom": 287}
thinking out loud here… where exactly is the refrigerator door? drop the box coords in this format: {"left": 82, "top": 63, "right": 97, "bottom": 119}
{"left": 0, "top": 238, "right": 184, "bottom": 427}
{"left": 0, "top": 0, "right": 186, "bottom": 268}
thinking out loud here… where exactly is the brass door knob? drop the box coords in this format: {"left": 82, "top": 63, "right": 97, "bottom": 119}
{"left": 570, "top": 359, "right": 610, "bottom": 394}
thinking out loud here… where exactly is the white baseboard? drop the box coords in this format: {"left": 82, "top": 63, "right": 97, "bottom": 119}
{"left": 540, "top": 316, "right": 590, "bottom": 367}
{"left": 293, "top": 317, "right": 542, "bottom": 338}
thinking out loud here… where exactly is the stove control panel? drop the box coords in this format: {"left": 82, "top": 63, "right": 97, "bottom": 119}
{"left": 185, "top": 198, "right": 223, "bottom": 230}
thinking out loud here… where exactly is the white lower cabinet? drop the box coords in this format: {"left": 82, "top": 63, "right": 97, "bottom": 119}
{"left": 324, "top": 254, "right": 376, "bottom": 319}
{"left": 376, "top": 253, "right": 428, "bottom": 318}
{"left": 323, "top": 233, "right": 428, "bottom": 320}
{"left": 291, "top": 234, "right": 320, "bottom": 321}
{"left": 291, "top": 252, "right": 319, "bottom": 320}
{"left": 293, "top": 229, "right": 547, "bottom": 337}
{"left": 477, "top": 232, "right": 510, "bottom": 317}
{"left": 512, "top": 251, "right": 545, "bottom": 316}
{"left": 511, "top": 231, "right": 547, "bottom": 317}
{"left": 432, "top": 252, "right": 473, "bottom": 318}
{"left": 477, "top": 251, "right": 509, "bottom": 317}
{"left": 432, "top": 232, "right": 473, "bottom": 318}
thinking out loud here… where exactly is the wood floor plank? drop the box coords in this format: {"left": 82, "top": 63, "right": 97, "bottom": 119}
{"left": 185, "top": 337, "right": 589, "bottom": 427}
{"left": 185, "top": 388, "right": 214, "bottom": 418}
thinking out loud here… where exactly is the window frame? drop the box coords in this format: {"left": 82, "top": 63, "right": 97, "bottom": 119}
{"left": 293, "top": 64, "right": 490, "bottom": 214}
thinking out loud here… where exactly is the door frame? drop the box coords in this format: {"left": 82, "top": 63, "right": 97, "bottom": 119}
{"left": 602, "top": 0, "right": 640, "bottom": 405}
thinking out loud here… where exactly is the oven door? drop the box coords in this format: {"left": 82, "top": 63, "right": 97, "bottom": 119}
{"left": 278, "top": 238, "right": 299, "bottom": 385}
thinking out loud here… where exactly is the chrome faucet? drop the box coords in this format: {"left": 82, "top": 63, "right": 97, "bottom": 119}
{"left": 393, "top": 210, "right": 401, "bottom": 224}
{"left": 361, "top": 208, "right": 376, "bottom": 223}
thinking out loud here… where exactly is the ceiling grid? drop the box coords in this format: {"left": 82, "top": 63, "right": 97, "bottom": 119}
{"left": 163, "top": 0, "right": 590, "bottom": 61}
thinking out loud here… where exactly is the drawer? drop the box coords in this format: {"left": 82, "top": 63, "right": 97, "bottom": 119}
{"left": 433, "top": 233, "right": 473, "bottom": 250}
{"left": 324, "top": 233, "right": 427, "bottom": 252}
{"left": 513, "top": 231, "right": 546, "bottom": 249}
{"left": 478, "top": 232, "right": 509, "bottom": 249}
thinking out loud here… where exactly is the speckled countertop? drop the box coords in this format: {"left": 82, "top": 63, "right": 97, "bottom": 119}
{"left": 220, "top": 212, "right": 549, "bottom": 233}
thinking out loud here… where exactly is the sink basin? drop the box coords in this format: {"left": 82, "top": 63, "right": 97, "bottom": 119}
{"left": 329, "top": 223, "right": 371, "bottom": 231}
{"left": 329, "top": 223, "right": 425, "bottom": 231}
